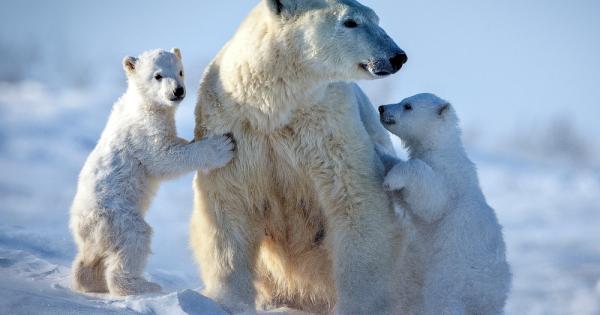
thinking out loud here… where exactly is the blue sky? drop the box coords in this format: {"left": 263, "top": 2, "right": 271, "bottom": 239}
{"left": 1, "top": 0, "right": 599, "bottom": 141}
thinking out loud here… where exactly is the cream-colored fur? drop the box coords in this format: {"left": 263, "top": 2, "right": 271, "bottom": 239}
{"left": 190, "top": 0, "right": 407, "bottom": 314}
{"left": 70, "top": 49, "right": 235, "bottom": 296}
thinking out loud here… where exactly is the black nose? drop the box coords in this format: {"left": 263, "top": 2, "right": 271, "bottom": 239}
{"left": 174, "top": 86, "right": 185, "bottom": 97}
{"left": 378, "top": 106, "right": 385, "bottom": 114}
{"left": 389, "top": 52, "right": 408, "bottom": 73}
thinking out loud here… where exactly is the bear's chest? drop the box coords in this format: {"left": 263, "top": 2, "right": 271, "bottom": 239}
{"left": 232, "top": 125, "right": 325, "bottom": 235}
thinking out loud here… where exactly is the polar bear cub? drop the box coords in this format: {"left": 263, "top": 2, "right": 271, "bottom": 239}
{"left": 378, "top": 94, "right": 511, "bottom": 315}
{"left": 70, "top": 49, "right": 235, "bottom": 296}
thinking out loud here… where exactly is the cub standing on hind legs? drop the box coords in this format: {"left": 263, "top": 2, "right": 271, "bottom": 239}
{"left": 378, "top": 93, "right": 511, "bottom": 315}
{"left": 70, "top": 49, "right": 235, "bottom": 296}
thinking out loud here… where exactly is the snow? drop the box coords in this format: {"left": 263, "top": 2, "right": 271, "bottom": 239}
{"left": 1, "top": 0, "right": 599, "bottom": 314}
{"left": 476, "top": 155, "right": 600, "bottom": 315}
{"left": 0, "top": 245, "right": 226, "bottom": 315}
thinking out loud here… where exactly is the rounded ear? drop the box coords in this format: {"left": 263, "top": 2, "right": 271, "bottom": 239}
{"left": 171, "top": 48, "right": 182, "bottom": 60}
{"left": 264, "top": 0, "right": 304, "bottom": 19}
{"left": 265, "top": 0, "right": 284, "bottom": 16}
{"left": 438, "top": 103, "right": 451, "bottom": 117}
{"left": 123, "top": 56, "right": 138, "bottom": 74}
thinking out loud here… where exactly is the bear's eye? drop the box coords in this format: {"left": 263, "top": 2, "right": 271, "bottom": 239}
{"left": 180, "top": 70, "right": 183, "bottom": 77}
{"left": 404, "top": 104, "right": 413, "bottom": 111}
{"left": 154, "top": 74, "right": 163, "bottom": 81}
{"left": 344, "top": 19, "right": 358, "bottom": 28}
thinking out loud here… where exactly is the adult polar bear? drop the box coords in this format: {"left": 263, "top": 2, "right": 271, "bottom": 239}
{"left": 191, "top": 0, "right": 407, "bottom": 313}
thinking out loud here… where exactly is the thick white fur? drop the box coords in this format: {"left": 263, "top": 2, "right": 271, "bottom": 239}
{"left": 190, "top": 0, "right": 406, "bottom": 313}
{"left": 70, "top": 49, "right": 235, "bottom": 296}
{"left": 355, "top": 85, "right": 396, "bottom": 157}
{"left": 380, "top": 93, "right": 511, "bottom": 315}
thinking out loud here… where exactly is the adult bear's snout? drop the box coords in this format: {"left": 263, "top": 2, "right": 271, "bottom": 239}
{"left": 389, "top": 51, "right": 408, "bottom": 73}
{"left": 363, "top": 49, "right": 408, "bottom": 77}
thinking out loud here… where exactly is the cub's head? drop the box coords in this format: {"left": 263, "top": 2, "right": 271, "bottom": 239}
{"left": 123, "top": 48, "right": 186, "bottom": 108}
{"left": 264, "top": 0, "right": 407, "bottom": 81}
{"left": 379, "top": 93, "right": 459, "bottom": 148}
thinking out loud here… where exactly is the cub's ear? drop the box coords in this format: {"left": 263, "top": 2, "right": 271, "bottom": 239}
{"left": 171, "top": 48, "right": 182, "bottom": 60}
{"left": 123, "top": 56, "right": 138, "bottom": 74}
{"left": 438, "top": 103, "right": 451, "bottom": 117}
{"left": 265, "top": 0, "right": 304, "bottom": 19}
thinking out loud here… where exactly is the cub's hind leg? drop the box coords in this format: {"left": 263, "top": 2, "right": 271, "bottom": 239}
{"left": 103, "top": 211, "right": 161, "bottom": 296}
{"left": 72, "top": 250, "right": 108, "bottom": 293}
{"left": 71, "top": 211, "right": 109, "bottom": 293}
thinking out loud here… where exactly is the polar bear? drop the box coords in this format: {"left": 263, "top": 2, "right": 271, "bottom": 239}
{"left": 378, "top": 93, "right": 511, "bottom": 315}
{"left": 190, "top": 0, "right": 407, "bottom": 313}
{"left": 70, "top": 49, "right": 235, "bottom": 296}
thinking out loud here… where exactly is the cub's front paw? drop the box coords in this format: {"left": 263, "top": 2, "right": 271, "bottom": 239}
{"left": 383, "top": 165, "right": 408, "bottom": 191}
{"left": 383, "top": 176, "right": 405, "bottom": 191}
{"left": 200, "top": 134, "right": 236, "bottom": 172}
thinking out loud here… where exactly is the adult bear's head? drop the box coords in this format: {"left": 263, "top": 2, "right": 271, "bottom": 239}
{"left": 264, "top": 0, "right": 407, "bottom": 80}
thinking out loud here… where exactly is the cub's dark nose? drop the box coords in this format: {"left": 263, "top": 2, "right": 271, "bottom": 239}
{"left": 378, "top": 106, "right": 386, "bottom": 114}
{"left": 389, "top": 52, "right": 408, "bottom": 73}
{"left": 174, "top": 86, "right": 185, "bottom": 98}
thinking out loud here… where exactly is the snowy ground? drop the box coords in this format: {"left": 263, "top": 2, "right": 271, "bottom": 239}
{"left": 0, "top": 80, "right": 599, "bottom": 314}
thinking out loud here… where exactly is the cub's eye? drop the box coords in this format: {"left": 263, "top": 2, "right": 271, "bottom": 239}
{"left": 343, "top": 19, "right": 358, "bottom": 28}
{"left": 404, "top": 104, "right": 413, "bottom": 111}
{"left": 179, "top": 70, "right": 183, "bottom": 77}
{"left": 154, "top": 74, "right": 163, "bottom": 81}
